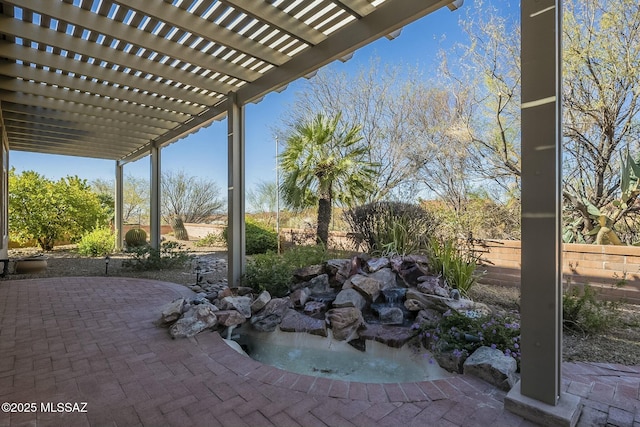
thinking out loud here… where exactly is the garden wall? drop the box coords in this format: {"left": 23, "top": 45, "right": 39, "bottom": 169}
{"left": 472, "top": 240, "right": 640, "bottom": 305}
{"left": 175, "top": 224, "right": 640, "bottom": 305}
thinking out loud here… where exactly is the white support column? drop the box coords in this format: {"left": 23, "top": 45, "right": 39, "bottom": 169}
{"left": 505, "top": 1, "right": 581, "bottom": 425}
{"left": 227, "top": 92, "right": 246, "bottom": 288}
{"left": 114, "top": 161, "right": 124, "bottom": 250}
{"left": 150, "top": 144, "right": 161, "bottom": 249}
{"left": 0, "top": 126, "right": 9, "bottom": 276}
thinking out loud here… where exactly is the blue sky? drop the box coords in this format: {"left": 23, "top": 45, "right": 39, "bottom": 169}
{"left": 9, "top": 5, "right": 467, "bottom": 194}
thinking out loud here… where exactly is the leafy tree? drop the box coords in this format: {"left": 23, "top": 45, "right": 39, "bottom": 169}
{"left": 436, "top": 0, "right": 522, "bottom": 194}
{"left": 161, "top": 170, "right": 224, "bottom": 239}
{"left": 279, "top": 113, "right": 378, "bottom": 245}
{"left": 9, "top": 170, "right": 108, "bottom": 250}
{"left": 562, "top": 0, "right": 640, "bottom": 243}
{"left": 247, "top": 180, "right": 278, "bottom": 213}
{"left": 91, "top": 175, "right": 150, "bottom": 224}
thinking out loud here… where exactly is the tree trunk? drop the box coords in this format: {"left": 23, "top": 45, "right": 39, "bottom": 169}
{"left": 38, "top": 237, "right": 54, "bottom": 251}
{"left": 170, "top": 216, "right": 189, "bottom": 241}
{"left": 316, "top": 197, "right": 332, "bottom": 246}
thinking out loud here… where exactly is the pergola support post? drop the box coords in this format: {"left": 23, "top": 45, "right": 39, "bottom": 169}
{"left": 150, "top": 145, "right": 161, "bottom": 249}
{"left": 227, "top": 92, "right": 245, "bottom": 288}
{"left": 114, "top": 161, "right": 124, "bottom": 250}
{"left": 0, "top": 126, "right": 8, "bottom": 276}
{"left": 505, "top": 1, "right": 581, "bottom": 425}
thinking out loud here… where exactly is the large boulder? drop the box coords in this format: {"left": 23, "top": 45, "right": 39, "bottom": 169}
{"left": 366, "top": 257, "right": 390, "bottom": 273}
{"left": 290, "top": 287, "right": 311, "bottom": 308}
{"left": 218, "top": 296, "right": 252, "bottom": 318}
{"left": 434, "top": 348, "right": 466, "bottom": 374}
{"left": 417, "top": 276, "right": 449, "bottom": 297}
{"left": 369, "top": 268, "right": 398, "bottom": 290}
{"left": 325, "top": 307, "right": 364, "bottom": 341}
{"left": 463, "top": 346, "right": 518, "bottom": 391}
{"left": 169, "top": 304, "right": 218, "bottom": 338}
{"left": 405, "top": 289, "right": 446, "bottom": 312}
{"left": 333, "top": 288, "right": 367, "bottom": 311}
{"left": 250, "top": 290, "right": 271, "bottom": 313}
{"left": 308, "top": 274, "right": 331, "bottom": 295}
{"left": 250, "top": 298, "right": 291, "bottom": 332}
{"left": 158, "top": 298, "right": 186, "bottom": 326}
{"left": 215, "top": 310, "right": 247, "bottom": 327}
{"left": 397, "top": 262, "right": 429, "bottom": 287}
{"left": 377, "top": 306, "right": 404, "bottom": 325}
{"left": 349, "top": 274, "right": 382, "bottom": 302}
{"left": 325, "top": 259, "right": 351, "bottom": 284}
{"left": 293, "top": 264, "right": 324, "bottom": 281}
{"left": 358, "top": 324, "right": 414, "bottom": 348}
{"left": 303, "top": 301, "right": 329, "bottom": 317}
{"left": 280, "top": 309, "right": 327, "bottom": 337}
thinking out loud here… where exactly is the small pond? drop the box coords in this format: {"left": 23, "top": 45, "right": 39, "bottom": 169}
{"left": 227, "top": 327, "right": 453, "bottom": 383}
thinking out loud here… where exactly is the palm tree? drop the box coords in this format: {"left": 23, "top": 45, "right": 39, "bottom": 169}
{"left": 279, "top": 113, "right": 378, "bottom": 245}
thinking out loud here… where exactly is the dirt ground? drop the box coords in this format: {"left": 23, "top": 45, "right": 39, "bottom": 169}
{"left": 3, "top": 240, "right": 640, "bottom": 366}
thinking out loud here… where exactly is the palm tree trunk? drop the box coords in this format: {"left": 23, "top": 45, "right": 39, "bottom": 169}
{"left": 317, "top": 196, "right": 332, "bottom": 246}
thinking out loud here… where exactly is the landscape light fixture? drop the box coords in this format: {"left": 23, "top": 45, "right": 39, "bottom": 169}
{"left": 105, "top": 255, "right": 110, "bottom": 276}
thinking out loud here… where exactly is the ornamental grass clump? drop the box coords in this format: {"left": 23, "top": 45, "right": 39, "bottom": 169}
{"left": 426, "top": 237, "right": 485, "bottom": 297}
{"left": 414, "top": 310, "right": 522, "bottom": 370}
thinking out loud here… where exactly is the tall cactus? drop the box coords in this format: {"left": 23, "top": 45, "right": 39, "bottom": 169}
{"left": 170, "top": 216, "right": 189, "bottom": 241}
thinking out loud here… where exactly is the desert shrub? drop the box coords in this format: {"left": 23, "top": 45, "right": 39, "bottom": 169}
{"left": 563, "top": 285, "right": 622, "bottom": 335}
{"left": 244, "top": 251, "right": 292, "bottom": 297}
{"left": 122, "top": 241, "right": 192, "bottom": 271}
{"left": 244, "top": 244, "right": 332, "bottom": 297}
{"left": 344, "top": 201, "right": 435, "bottom": 255}
{"left": 194, "top": 232, "right": 225, "bottom": 247}
{"left": 427, "top": 237, "right": 484, "bottom": 296}
{"left": 421, "top": 196, "right": 521, "bottom": 241}
{"left": 223, "top": 218, "right": 277, "bottom": 255}
{"left": 415, "top": 310, "right": 521, "bottom": 371}
{"left": 77, "top": 227, "right": 115, "bottom": 257}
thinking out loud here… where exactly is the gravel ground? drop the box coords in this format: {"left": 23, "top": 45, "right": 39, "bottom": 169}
{"left": 3, "top": 242, "right": 640, "bottom": 366}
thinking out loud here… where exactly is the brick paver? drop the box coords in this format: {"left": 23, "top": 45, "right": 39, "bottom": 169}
{"left": 0, "top": 277, "right": 638, "bottom": 426}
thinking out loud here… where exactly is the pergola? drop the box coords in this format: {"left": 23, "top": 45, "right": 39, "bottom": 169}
{"left": 0, "top": 0, "right": 581, "bottom": 425}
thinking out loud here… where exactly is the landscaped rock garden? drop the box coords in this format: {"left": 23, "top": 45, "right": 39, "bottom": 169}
{"left": 158, "top": 253, "right": 520, "bottom": 391}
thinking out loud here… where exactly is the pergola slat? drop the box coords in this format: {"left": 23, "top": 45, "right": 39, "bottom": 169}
{"left": 0, "top": 41, "right": 218, "bottom": 106}
{"left": 0, "top": 63, "right": 205, "bottom": 115}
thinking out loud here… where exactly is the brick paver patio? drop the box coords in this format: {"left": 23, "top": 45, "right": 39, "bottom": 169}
{"left": 0, "top": 277, "right": 638, "bottom": 426}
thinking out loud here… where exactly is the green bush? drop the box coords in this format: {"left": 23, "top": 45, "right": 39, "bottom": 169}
{"left": 344, "top": 201, "right": 435, "bottom": 255}
{"left": 122, "top": 241, "right": 192, "bottom": 271}
{"left": 563, "top": 285, "right": 621, "bottom": 335}
{"left": 244, "top": 251, "right": 292, "bottom": 297}
{"left": 244, "top": 244, "right": 332, "bottom": 297}
{"left": 194, "top": 232, "right": 225, "bottom": 247}
{"left": 223, "top": 218, "right": 277, "bottom": 255}
{"left": 77, "top": 227, "right": 115, "bottom": 257}
{"left": 427, "top": 237, "right": 484, "bottom": 296}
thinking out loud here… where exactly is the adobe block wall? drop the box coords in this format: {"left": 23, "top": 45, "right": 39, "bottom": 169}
{"left": 473, "top": 240, "right": 640, "bottom": 305}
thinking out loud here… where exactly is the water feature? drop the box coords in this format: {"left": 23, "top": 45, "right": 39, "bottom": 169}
{"left": 230, "top": 327, "right": 453, "bottom": 383}
{"left": 368, "top": 287, "right": 411, "bottom": 326}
